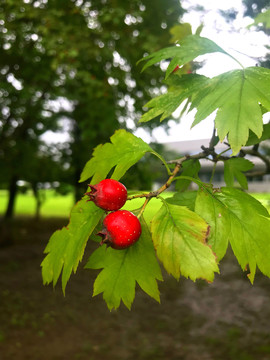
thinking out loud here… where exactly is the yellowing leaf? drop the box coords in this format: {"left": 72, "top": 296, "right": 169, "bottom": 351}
{"left": 151, "top": 201, "right": 219, "bottom": 282}
{"left": 85, "top": 216, "right": 163, "bottom": 310}
{"left": 195, "top": 187, "right": 270, "bottom": 283}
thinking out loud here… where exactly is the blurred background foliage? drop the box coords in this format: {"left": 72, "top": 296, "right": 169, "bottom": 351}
{"left": 0, "top": 0, "right": 185, "bottom": 219}
{"left": 0, "top": 0, "right": 269, "bottom": 221}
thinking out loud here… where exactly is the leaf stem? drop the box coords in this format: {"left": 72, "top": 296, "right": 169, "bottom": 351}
{"left": 167, "top": 151, "right": 207, "bottom": 166}
{"left": 129, "top": 163, "right": 181, "bottom": 217}
{"left": 210, "top": 147, "right": 231, "bottom": 184}
{"left": 150, "top": 150, "right": 172, "bottom": 175}
{"left": 226, "top": 53, "right": 245, "bottom": 69}
{"left": 137, "top": 198, "right": 151, "bottom": 219}
{"left": 128, "top": 141, "right": 233, "bottom": 217}
{"left": 209, "top": 163, "right": 217, "bottom": 185}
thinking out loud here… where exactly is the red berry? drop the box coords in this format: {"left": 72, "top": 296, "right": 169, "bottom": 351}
{"left": 85, "top": 179, "right": 127, "bottom": 211}
{"left": 97, "top": 210, "right": 142, "bottom": 250}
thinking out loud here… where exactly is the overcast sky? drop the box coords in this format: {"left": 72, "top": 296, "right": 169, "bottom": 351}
{"left": 135, "top": 0, "right": 270, "bottom": 144}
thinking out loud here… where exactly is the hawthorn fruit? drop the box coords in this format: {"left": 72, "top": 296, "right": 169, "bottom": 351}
{"left": 86, "top": 179, "right": 127, "bottom": 211}
{"left": 97, "top": 210, "right": 142, "bottom": 249}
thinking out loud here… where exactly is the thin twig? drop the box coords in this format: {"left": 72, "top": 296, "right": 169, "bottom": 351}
{"left": 209, "top": 126, "right": 216, "bottom": 149}
{"left": 167, "top": 151, "right": 207, "bottom": 165}
{"left": 127, "top": 162, "right": 182, "bottom": 218}
{"left": 130, "top": 139, "right": 270, "bottom": 216}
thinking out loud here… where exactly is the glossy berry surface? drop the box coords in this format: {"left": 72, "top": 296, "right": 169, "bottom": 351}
{"left": 98, "top": 210, "right": 142, "bottom": 250}
{"left": 85, "top": 179, "right": 127, "bottom": 211}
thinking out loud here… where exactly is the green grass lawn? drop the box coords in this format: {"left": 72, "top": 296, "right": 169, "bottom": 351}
{"left": 0, "top": 189, "right": 172, "bottom": 222}
{"left": 0, "top": 190, "right": 74, "bottom": 218}
{"left": 0, "top": 189, "right": 269, "bottom": 222}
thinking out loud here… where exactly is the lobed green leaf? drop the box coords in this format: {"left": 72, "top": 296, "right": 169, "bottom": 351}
{"left": 223, "top": 158, "right": 254, "bottom": 189}
{"left": 191, "top": 67, "right": 270, "bottom": 154}
{"left": 140, "top": 74, "right": 206, "bottom": 123}
{"left": 85, "top": 216, "right": 163, "bottom": 310}
{"left": 141, "top": 62, "right": 270, "bottom": 155}
{"left": 79, "top": 129, "right": 152, "bottom": 184}
{"left": 246, "top": 123, "right": 270, "bottom": 146}
{"left": 195, "top": 187, "right": 270, "bottom": 282}
{"left": 138, "top": 35, "right": 228, "bottom": 79}
{"left": 167, "top": 191, "right": 197, "bottom": 211}
{"left": 175, "top": 159, "right": 201, "bottom": 192}
{"left": 41, "top": 200, "right": 104, "bottom": 292}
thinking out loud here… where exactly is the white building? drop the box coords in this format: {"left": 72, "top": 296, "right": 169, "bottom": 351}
{"left": 163, "top": 139, "right": 270, "bottom": 193}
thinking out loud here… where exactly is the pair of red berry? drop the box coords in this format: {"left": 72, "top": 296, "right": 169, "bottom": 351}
{"left": 86, "top": 179, "right": 141, "bottom": 250}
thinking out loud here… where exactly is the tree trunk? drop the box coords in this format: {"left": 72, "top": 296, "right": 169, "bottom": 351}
{"left": 72, "top": 121, "right": 86, "bottom": 203}
{"left": 4, "top": 175, "right": 18, "bottom": 219}
{"left": 32, "top": 182, "right": 41, "bottom": 220}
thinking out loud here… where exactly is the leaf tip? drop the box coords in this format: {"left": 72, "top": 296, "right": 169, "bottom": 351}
{"left": 247, "top": 269, "right": 255, "bottom": 284}
{"left": 247, "top": 273, "right": 255, "bottom": 284}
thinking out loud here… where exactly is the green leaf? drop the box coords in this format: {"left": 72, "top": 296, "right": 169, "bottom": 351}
{"left": 195, "top": 23, "right": 203, "bottom": 36}
{"left": 79, "top": 129, "right": 152, "bottom": 183}
{"left": 151, "top": 200, "right": 219, "bottom": 282}
{"left": 167, "top": 191, "right": 198, "bottom": 212}
{"left": 192, "top": 67, "right": 270, "bottom": 155}
{"left": 167, "top": 191, "right": 197, "bottom": 211}
{"left": 138, "top": 35, "right": 229, "bottom": 78}
{"left": 169, "top": 23, "right": 192, "bottom": 43}
{"left": 224, "top": 158, "right": 254, "bottom": 189}
{"left": 254, "top": 9, "right": 270, "bottom": 28}
{"left": 41, "top": 200, "right": 104, "bottom": 292}
{"left": 175, "top": 159, "right": 201, "bottom": 191}
{"left": 141, "top": 66, "right": 270, "bottom": 155}
{"left": 140, "top": 74, "right": 207, "bottom": 123}
{"left": 85, "top": 216, "right": 163, "bottom": 310}
{"left": 195, "top": 187, "right": 270, "bottom": 282}
{"left": 246, "top": 123, "right": 270, "bottom": 146}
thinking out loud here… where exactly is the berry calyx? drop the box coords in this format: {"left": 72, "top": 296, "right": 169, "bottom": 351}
{"left": 97, "top": 210, "right": 142, "bottom": 250}
{"left": 85, "top": 179, "right": 127, "bottom": 211}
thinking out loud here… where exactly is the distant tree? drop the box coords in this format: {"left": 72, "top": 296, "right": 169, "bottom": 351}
{"left": 42, "top": 0, "right": 185, "bottom": 200}
{"left": 0, "top": 0, "right": 185, "bottom": 219}
{"left": 0, "top": 1, "right": 65, "bottom": 218}
{"left": 243, "top": 0, "right": 270, "bottom": 67}
{"left": 243, "top": 0, "right": 270, "bottom": 18}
